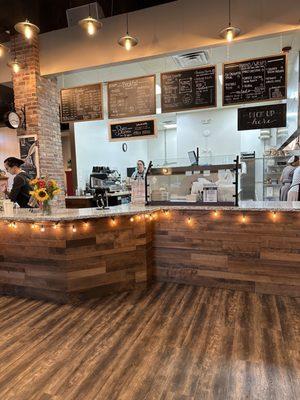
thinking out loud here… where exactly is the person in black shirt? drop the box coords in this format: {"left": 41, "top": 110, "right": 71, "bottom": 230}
{"left": 4, "top": 157, "right": 32, "bottom": 208}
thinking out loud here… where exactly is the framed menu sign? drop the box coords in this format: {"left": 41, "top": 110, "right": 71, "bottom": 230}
{"left": 161, "top": 66, "right": 216, "bottom": 113}
{"left": 238, "top": 103, "right": 286, "bottom": 131}
{"left": 108, "top": 75, "right": 156, "bottom": 119}
{"left": 223, "top": 54, "right": 286, "bottom": 106}
{"left": 109, "top": 118, "right": 157, "bottom": 142}
{"left": 60, "top": 83, "right": 103, "bottom": 122}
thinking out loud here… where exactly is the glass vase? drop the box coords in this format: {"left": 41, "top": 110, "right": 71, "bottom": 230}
{"left": 41, "top": 201, "right": 52, "bottom": 215}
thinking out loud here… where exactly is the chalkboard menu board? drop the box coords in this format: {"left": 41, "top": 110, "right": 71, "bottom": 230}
{"left": 223, "top": 55, "right": 286, "bottom": 106}
{"left": 238, "top": 103, "right": 286, "bottom": 131}
{"left": 60, "top": 83, "right": 103, "bottom": 122}
{"left": 161, "top": 66, "right": 216, "bottom": 113}
{"left": 109, "top": 119, "right": 156, "bottom": 141}
{"left": 108, "top": 75, "right": 156, "bottom": 119}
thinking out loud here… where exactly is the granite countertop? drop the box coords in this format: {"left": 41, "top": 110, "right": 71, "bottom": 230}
{"left": 0, "top": 204, "right": 160, "bottom": 222}
{"left": 1, "top": 201, "right": 300, "bottom": 222}
{"left": 65, "top": 191, "right": 131, "bottom": 200}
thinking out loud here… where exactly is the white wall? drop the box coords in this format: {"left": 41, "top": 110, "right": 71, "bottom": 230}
{"left": 74, "top": 120, "right": 148, "bottom": 190}
{"left": 176, "top": 108, "right": 241, "bottom": 163}
{"left": 147, "top": 128, "right": 177, "bottom": 165}
{"left": 0, "top": 127, "right": 19, "bottom": 188}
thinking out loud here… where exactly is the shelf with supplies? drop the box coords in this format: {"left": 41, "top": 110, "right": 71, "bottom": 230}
{"left": 145, "top": 157, "right": 241, "bottom": 206}
{"left": 263, "top": 155, "right": 290, "bottom": 201}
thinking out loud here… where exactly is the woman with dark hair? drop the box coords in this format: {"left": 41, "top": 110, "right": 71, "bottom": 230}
{"left": 131, "top": 160, "right": 146, "bottom": 180}
{"left": 4, "top": 157, "right": 32, "bottom": 208}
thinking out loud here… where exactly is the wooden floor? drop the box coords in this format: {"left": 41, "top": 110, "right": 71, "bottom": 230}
{"left": 0, "top": 283, "right": 299, "bottom": 400}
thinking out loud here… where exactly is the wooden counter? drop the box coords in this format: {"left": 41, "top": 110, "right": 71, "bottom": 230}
{"left": 0, "top": 203, "right": 299, "bottom": 301}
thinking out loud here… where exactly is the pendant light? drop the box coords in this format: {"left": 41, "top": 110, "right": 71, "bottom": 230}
{"left": 78, "top": 3, "right": 102, "bottom": 36}
{"left": 118, "top": 13, "right": 138, "bottom": 51}
{"left": 14, "top": 19, "right": 40, "bottom": 40}
{"left": 0, "top": 44, "right": 9, "bottom": 58}
{"left": 219, "top": 0, "right": 241, "bottom": 42}
{"left": 7, "top": 35, "right": 23, "bottom": 74}
{"left": 7, "top": 59, "right": 22, "bottom": 74}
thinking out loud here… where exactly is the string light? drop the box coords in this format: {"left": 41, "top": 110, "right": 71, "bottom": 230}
{"left": 241, "top": 213, "right": 247, "bottom": 223}
{"left": 8, "top": 222, "right": 17, "bottom": 229}
{"left": 83, "top": 221, "right": 89, "bottom": 228}
{"left": 40, "top": 225, "right": 45, "bottom": 232}
{"left": 272, "top": 211, "right": 277, "bottom": 221}
{"left": 53, "top": 222, "right": 59, "bottom": 229}
{"left": 213, "top": 210, "right": 219, "bottom": 218}
{"left": 72, "top": 225, "right": 77, "bottom": 233}
{"left": 31, "top": 223, "right": 37, "bottom": 229}
{"left": 136, "top": 215, "right": 142, "bottom": 221}
{"left": 130, "top": 216, "right": 134, "bottom": 222}
{"left": 187, "top": 217, "right": 192, "bottom": 225}
{"left": 110, "top": 217, "right": 116, "bottom": 226}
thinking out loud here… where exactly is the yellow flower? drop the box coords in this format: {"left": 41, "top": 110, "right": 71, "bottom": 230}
{"left": 30, "top": 178, "right": 38, "bottom": 185}
{"left": 49, "top": 179, "right": 57, "bottom": 187}
{"left": 52, "top": 189, "right": 61, "bottom": 196}
{"left": 35, "top": 189, "right": 49, "bottom": 202}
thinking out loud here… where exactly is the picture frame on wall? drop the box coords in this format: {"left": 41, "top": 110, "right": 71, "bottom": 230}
{"left": 18, "top": 135, "right": 39, "bottom": 179}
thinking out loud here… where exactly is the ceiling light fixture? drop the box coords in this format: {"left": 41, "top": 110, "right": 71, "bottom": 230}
{"left": 219, "top": 0, "right": 241, "bottom": 42}
{"left": 79, "top": 3, "right": 102, "bottom": 36}
{"left": 118, "top": 13, "right": 138, "bottom": 51}
{"left": 7, "top": 59, "right": 22, "bottom": 74}
{"left": 14, "top": 19, "right": 40, "bottom": 40}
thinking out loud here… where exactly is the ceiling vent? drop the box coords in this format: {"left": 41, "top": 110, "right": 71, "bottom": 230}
{"left": 66, "top": 2, "right": 104, "bottom": 28}
{"left": 172, "top": 51, "right": 210, "bottom": 68}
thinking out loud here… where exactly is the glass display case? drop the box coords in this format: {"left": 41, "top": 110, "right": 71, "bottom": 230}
{"left": 145, "top": 157, "right": 240, "bottom": 206}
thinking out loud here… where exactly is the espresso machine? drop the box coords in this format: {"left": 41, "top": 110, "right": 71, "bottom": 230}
{"left": 89, "top": 166, "right": 121, "bottom": 191}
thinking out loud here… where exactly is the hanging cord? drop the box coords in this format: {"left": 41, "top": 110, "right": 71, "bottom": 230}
{"left": 126, "top": 13, "right": 129, "bottom": 35}
{"left": 228, "top": 0, "right": 231, "bottom": 26}
{"left": 111, "top": 0, "right": 114, "bottom": 17}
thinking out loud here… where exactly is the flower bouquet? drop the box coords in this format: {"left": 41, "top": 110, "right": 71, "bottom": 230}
{"left": 29, "top": 177, "right": 60, "bottom": 214}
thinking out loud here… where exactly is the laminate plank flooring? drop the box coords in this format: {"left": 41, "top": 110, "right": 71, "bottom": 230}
{"left": 0, "top": 283, "right": 299, "bottom": 400}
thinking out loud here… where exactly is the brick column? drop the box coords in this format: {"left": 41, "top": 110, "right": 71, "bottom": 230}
{"left": 11, "top": 34, "right": 65, "bottom": 207}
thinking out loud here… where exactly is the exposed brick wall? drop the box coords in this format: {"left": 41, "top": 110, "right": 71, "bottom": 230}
{"left": 11, "top": 34, "right": 65, "bottom": 207}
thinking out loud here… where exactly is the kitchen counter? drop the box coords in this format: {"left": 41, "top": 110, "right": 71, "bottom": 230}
{"left": 0, "top": 201, "right": 299, "bottom": 302}
{"left": 1, "top": 201, "right": 300, "bottom": 222}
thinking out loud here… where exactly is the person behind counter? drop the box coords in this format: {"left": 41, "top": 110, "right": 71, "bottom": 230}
{"left": 279, "top": 156, "right": 299, "bottom": 201}
{"left": 287, "top": 157, "right": 300, "bottom": 201}
{"left": 4, "top": 157, "right": 32, "bottom": 208}
{"left": 131, "top": 160, "right": 145, "bottom": 180}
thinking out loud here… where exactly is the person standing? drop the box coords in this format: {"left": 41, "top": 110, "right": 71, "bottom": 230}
{"left": 131, "top": 160, "right": 146, "bottom": 180}
{"left": 4, "top": 157, "right": 32, "bottom": 208}
{"left": 279, "top": 156, "right": 299, "bottom": 201}
{"left": 287, "top": 157, "right": 300, "bottom": 201}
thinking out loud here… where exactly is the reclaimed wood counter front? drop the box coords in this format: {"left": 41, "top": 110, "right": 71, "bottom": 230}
{"left": 0, "top": 203, "right": 299, "bottom": 301}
